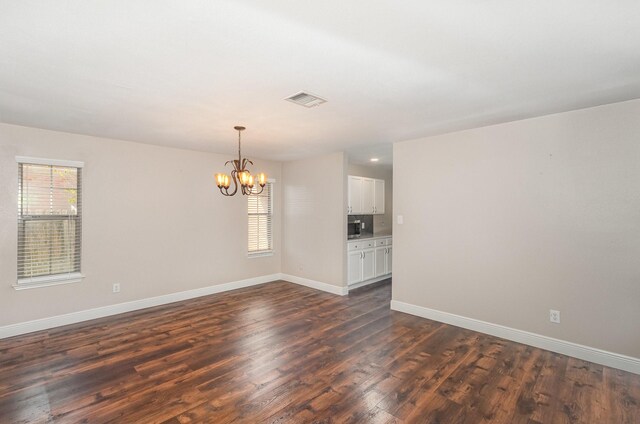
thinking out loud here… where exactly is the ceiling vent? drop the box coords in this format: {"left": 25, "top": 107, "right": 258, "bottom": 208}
{"left": 284, "top": 91, "right": 327, "bottom": 108}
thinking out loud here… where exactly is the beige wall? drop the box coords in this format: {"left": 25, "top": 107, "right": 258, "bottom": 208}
{"left": 0, "top": 123, "right": 282, "bottom": 326}
{"left": 282, "top": 152, "right": 347, "bottom": 287}
{"left": 348, "top": 163, "right": 393, "bottom": 236}
{"left": 393, "top": 99, "right": 640, "bottom": 358}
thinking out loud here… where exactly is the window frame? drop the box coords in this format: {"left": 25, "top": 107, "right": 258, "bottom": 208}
{"left": 247, "top": 179, "right": 274, "bottom": 258}
{"left": 14, "top": 156, "right": 85, "bottom": 290}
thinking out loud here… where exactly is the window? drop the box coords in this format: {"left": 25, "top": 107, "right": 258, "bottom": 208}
{"left": 16, "top": 157, "right": 83, "bottom": 289}
{"left": 248, "top": 181, "right": 273, "bottom": 256}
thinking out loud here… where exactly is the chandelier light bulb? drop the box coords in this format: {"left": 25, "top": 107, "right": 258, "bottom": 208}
{"left": 257, "top": 172, "right": 267, "bottom": 187}
{"left": 215, "top": 173, "right": 226, "bottom": 188}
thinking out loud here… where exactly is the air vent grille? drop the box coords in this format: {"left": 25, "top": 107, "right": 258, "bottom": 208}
{"left": 284, "top": 91, "right": 327, "bottom": 108}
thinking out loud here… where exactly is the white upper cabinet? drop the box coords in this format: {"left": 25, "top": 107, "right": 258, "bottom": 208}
{"left": 348, "top": 176, "right": 363, "bottom": 214}
{"left": 374, "top": 179, "right": 385, "bottom": 215}
{"left": 362, "top": 178, "right": 375, "bottom": 214}
{"left": 347, "top": 175, "right": 385, "bottom": 215}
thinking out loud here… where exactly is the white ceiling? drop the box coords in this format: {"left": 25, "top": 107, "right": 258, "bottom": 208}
{"left": 1, "top": 1, "right": 639, "bottom": 166}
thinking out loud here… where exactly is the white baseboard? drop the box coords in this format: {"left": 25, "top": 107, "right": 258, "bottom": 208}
{"left": 390, "top": 300, "right": 640, "bottom": 375}
{"left": 348, "top": 274, "right": 391, "bottom": 291}
{"left": 0, "top": 274, "right": 281, "bottom": 339}
{"left": 278, "top": 273, "right": 348, "bottom": 296}
{"left": 0, "top": 273, "right": 351, "bottom": 340}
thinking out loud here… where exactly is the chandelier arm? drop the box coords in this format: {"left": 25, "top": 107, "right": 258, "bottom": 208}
{"left": 227, "top": 169, "right": 239, "bottom": 196}
{"left": 245, "top": 184, "right": 264, "bottom": 196}
{"left": 222, "top": 169, "right": 238, "bottom": 196}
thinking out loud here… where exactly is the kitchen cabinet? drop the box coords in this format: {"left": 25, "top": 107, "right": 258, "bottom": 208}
{"left": 348, "top": 237, "right": 392, "bottom": 287}
{"left": 374, "top": 179, "right": 385, "bottom": 214}
{"left": 362, "top": 178, "right": 375, "bottom": 214}
{"left": 347, "top": 176, "right": 363, "bottom": 214}
{"left": 374, "top": 238, "right": 392, "bottom": 277}
{"left": 362, "top": 248, "right": 375, "bottom": 281}
{"left": 347, "top": 250, "right": 363, "bottom": 285}
{"left": 347, "top": 239, "right": 373, "bottom": 285}
{"left": 386, "top": 246, "right": 392, "bottom": 274}
{"left": 347, "top": 248, "right": 375, "bottom": 285}
{"left": 375, "top": 246, "right": 386, "bottom": 276}
{"left": 347, "top": 175, "right": 384, "bottom": 215}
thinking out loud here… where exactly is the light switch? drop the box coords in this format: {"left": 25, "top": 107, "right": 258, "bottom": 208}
{"left": 397, "top": 215, "right": 403, "bottom": 225}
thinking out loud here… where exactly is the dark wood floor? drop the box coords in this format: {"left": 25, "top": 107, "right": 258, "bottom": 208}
{"left": 1, "top": 280, "right": 638, "bottom": 423}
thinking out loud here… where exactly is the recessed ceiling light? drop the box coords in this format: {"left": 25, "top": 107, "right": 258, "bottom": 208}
{"left": 370, "top": 158, "right": 379, "bottom": 162}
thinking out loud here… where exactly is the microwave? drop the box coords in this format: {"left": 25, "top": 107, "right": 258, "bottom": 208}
{"left": 348, "top": 220, "right": 361, "bottom": 238}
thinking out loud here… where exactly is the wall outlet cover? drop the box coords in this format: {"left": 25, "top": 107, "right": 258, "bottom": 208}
{"left": 550, "top": 309, "right": 560, "bottom": 324}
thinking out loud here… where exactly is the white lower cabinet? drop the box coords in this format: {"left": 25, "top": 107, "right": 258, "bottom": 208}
{"left": 348, "top": 237, "right": 392, "bottom": 286}
{"left": 362, "top": 248, "right": 375, "bottom": 281}
{"left": 348, "top": 250, "right": 363, "bottom": 285}
{"left": 374, "top": 246, "right": 392, "bottom": 277}
{"left": 386, "top": 246, "right": 392, "bottom": 274}
{"left": 375, "top": 247, "right": 386, "bottom": 276}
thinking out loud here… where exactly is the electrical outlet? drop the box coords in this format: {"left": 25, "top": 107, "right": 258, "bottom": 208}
{"left": 549, "top": 309, "right": 560, "bottom": 324}
{"left": 112, "top": 283, "right": 121, "bottom": 293}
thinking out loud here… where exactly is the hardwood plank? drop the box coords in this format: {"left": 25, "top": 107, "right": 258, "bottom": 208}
{"left": 0, "top": 280, "right": 638, "bottom": 423}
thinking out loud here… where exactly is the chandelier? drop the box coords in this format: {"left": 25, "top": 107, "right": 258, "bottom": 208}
{"left": 215, "top": 126, "right": 267, "bottom": 196}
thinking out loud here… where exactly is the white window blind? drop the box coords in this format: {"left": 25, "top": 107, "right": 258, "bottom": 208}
{"left": 17, "top": 161, "right": 82, "bottom": 285}
{"left": 248, "top": 182, "right": 273, "bottom": 255}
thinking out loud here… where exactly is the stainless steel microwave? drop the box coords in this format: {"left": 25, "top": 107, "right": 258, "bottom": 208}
{"left": 348, "top": 220, "right": 361, "bottom": 238}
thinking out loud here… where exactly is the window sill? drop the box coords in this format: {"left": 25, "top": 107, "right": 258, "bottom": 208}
{"left": 13, "top": 273, "right": 85, "bottom": 290}
{"left": 248, "top": 251, "right": 274, "bottom": 258}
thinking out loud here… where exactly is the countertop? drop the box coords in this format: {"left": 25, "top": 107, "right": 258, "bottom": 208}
{"left": 347, "top": 233, "right": 392, "bottom": 242}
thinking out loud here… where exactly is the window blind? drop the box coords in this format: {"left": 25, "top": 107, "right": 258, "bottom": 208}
{"left": 248, "top": 182, "right": 273, "bottom": 254}
{"left": 17, "top": 162, "right": 82, "bottom": 282}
